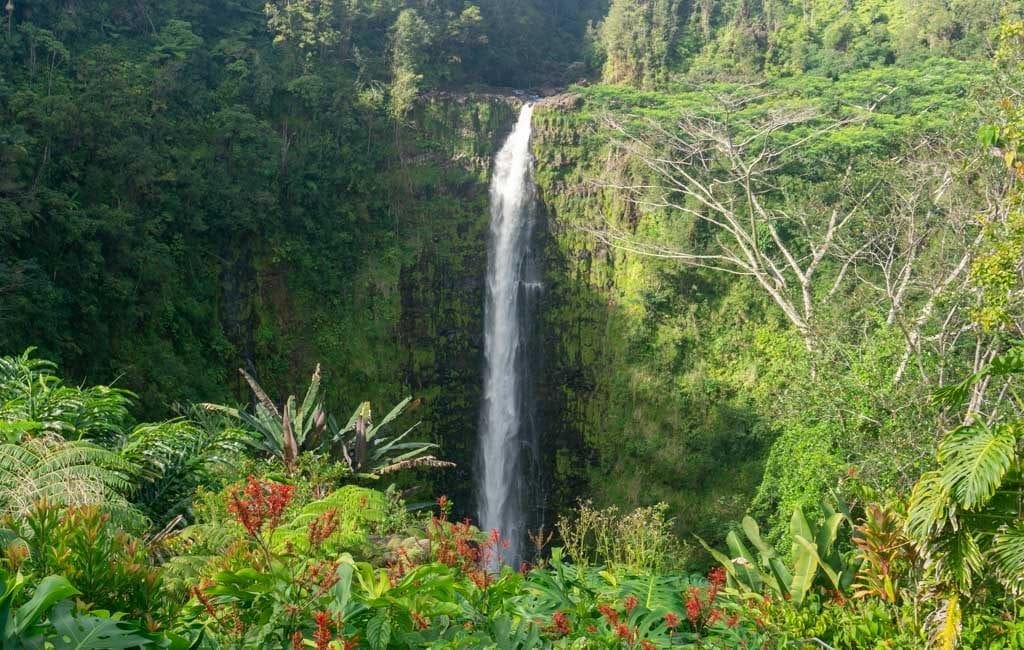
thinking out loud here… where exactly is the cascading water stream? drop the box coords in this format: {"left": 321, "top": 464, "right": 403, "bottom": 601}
{"left": 477, "top": 103, "right": 540, "bottom": 567}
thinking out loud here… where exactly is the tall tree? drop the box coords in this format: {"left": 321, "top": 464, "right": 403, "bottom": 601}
{"left": 599, "top": 0, "right": 682, "bottom": 88}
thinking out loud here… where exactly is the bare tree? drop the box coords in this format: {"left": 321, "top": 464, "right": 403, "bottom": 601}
{"left": 591, "top": 96, "right": 868, "bottom": 357}
{"left": 831, "top": 140, "right": 1005, "bottom": 386}
{"left": 587, "top": 93, "right": 1007, "bottom": 388}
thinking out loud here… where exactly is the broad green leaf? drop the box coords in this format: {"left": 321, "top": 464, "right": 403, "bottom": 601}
{"left": 48, "top": 601, "right": 154, "bottom": 649}
{"left": 13, "top": 576, "right": 79, "bottom": 635}
{"left": 366, "top": 611, "right": 392, "bottom": 650}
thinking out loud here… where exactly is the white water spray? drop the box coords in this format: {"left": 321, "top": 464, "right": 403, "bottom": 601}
{"left": 478, "top": 103, "right": 539, "bottom": 566}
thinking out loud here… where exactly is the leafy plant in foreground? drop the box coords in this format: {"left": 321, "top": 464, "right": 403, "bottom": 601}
{"left": 907, "top": 342, "right": 1024, "bottom": 593}
{"left": 0, "top": 570, "right": 163, "bottom": 648}
{"left": 700, "top": 499, "right": 861, "bottom": 605}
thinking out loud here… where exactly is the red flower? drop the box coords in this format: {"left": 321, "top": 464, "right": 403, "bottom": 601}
{"left": 598, "top": 603, "right": 620, "bottom": 625}
{"left": 411, "top": 611, "right": 430, "bottom": 630}
{"left": 623, "top": 595, "right": 638, "bottom": 614}
{"left": 727, "top": 613, "right": 740, "bottom": 628}
{"left": 707, "top": 609, "right": 723, "bottom": 626}
{"left": 291, "top": 630, "right": 303, "bottom": 650}
{"left": 614, "top": 622, "right": 636, "bottom": 643}
{"left": 307, "top": 508, "right": 340, "bottom": 551}
{"left": 664, "top": 611, "right": 680, "bottom": 631}
{"left": 547, "top": 611, "right": 571, "bottom": 636}
{"left": 685, "top": 587, "right": 703, "bottom": 626}
{"left": 313, "top": 611, "right": 333, "bottom": 650}
{"left": 708, "top": 566, "right": 727, "bottom": 589}
{"left": 641, "top": 641, "right": 656, "bottom": 650}
{"left": 226, "top": 476, "right": 294, "bottom": 537}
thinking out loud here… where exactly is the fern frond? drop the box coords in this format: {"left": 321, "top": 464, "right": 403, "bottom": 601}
{"left": 119, "top": 418, "right": 248, "bottom": 523}
{"left": 991, "top": 521, "right": 1024, "bottom": 591}
{"left": 938, "top": 422, "right": 1016, "bottom": 510}
{"left": 0, "top": 436, "right": 135, "bottom": 519}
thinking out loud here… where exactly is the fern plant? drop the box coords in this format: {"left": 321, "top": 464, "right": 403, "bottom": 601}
{"left": 0, "top": 349, "right": 133, "bottom": 444}
{"left": 118, "top": 416, "right": 248, "bottom": 525}
{"left": 0, "top": 435, "right": 135, "bottom": 523}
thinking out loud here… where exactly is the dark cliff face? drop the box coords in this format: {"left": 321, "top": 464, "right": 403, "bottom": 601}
{"left": 388, "top": 94, "right": 521, "bottom": 516}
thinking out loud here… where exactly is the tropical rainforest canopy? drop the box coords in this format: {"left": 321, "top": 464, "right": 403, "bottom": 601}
{"left": 1, "top": 0, "right": 1024, "bottom": 647}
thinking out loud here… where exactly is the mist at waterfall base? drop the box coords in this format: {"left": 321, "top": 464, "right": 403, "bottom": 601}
{"left": 476, "top": 103, "right": 543, "bottom": 568}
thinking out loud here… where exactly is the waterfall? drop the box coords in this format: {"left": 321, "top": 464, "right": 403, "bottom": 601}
{"left": 477, "top": 103, "right": 541, "bottom": 567}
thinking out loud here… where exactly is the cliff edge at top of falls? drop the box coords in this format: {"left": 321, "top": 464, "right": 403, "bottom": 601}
{"left": 418, "top": 88, "right": 585, "bottom": 112}
{"left": 535, "top": 92, "right": 584, "bottom": 111}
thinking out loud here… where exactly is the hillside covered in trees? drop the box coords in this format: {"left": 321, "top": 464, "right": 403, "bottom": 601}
{"left": 1, "top": 0, "right": 1024, "bottom": 648}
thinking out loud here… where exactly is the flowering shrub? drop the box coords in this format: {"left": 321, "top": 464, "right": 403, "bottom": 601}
{"left": 225, "top": 475, "right": 295, "bottom": 539}
{"left": 425, "top": 496, "right": 508, "bottom": 588}
{"left": 16, "top": 504, "right": 164, "bottom": 625}
{"left": 181, "top": 477, "right": 360, "bottom": 649}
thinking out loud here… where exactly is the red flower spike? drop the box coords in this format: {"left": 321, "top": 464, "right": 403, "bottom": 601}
{"left": 707, "top": 609, "right": 723, "bottom": 626}
{"left": 685, "top": 587, "right": 702, "bottom": 626}
{"left": 226, "top": 476, "right": 295, "bottom": 537}
{"left": 623, "top": 595, "right": 638, "bottom": 614}
{"left": 598, "top": 603, "right": 620, "bottom": 625}
{"left": 308, "top": 508, "right": 340, "bottom": 551}
{"left": 546, "top": 611, "right": 571, "bottom": 636}
{"left": 664, "top": 611, "right": 680, "bottom": 631}
{"left": 614, "top": 622, "right": 635, "bottom": 643}
{"left": 313, "top": 611, "right": 333, "bottom": 650}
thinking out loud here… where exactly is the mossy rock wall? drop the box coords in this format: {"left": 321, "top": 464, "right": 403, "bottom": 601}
{"left": 530, "top": 92, "right": 771, "bottom": 546}
{"left": 253, "top": 94, "right": 520, "bottom": 516}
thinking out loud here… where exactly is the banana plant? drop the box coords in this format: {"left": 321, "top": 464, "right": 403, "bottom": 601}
{"left": 700, "top": 499, "right": 861, "bottom": 605}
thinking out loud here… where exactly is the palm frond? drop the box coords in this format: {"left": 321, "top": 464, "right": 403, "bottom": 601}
{"left": 937, "top": 422, "right": 1016, "bottom": 510}
{"left": 991, "top": 521, "right": 1024, "bottom": 591}
{"left": 119, "top": 418, "right": 248, "bottom": 524}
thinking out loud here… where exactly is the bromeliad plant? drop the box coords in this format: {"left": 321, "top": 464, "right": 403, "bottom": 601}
{"left": 330, "top": 398, "right": 453, "bottom": 477}
{"left": 204, "top": 366, "right": 330, "bottom": 473}
{"left": 205, "top": 365, "right": 451, "bottom": 477}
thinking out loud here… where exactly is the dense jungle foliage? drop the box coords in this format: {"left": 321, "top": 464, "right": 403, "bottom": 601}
{"left": 2, "top": 0, "right": 1024, "bottom": 647}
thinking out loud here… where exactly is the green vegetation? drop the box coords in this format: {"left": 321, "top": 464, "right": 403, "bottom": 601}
{"left": 2, "top": 0, "right": 1024, "bottom": 646}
